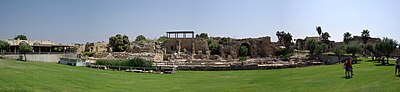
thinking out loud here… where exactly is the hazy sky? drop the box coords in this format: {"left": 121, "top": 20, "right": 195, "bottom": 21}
{"left": 1, "top": 0, "right": 399, "bottom": 44}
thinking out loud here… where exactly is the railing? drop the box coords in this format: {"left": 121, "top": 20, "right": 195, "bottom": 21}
{"left": 88, "top": 65, "right": 176, "bottom": 73}
{"left": 1, "top": 52, "right": 76, "bottom": 55}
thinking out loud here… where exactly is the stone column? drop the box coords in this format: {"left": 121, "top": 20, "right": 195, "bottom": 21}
{"left": 177, "top": 40, "right": 181, "bottom": 53}
{"left": 14, "top": 46, "right": 16, "bottom": 54}
{"left": 219, "top": 45, "right": 225, "bottom": 59}
{"left": 206, "top": 50, "right": 210, "bottom": 60}
{"left": 191, "top": 42, "right": 195, "bottom": 59}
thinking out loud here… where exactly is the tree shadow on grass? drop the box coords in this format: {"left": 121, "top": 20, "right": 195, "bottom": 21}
{"left": 341, "top": 76, "right": 353, "bottom": 79}
{"left": 364, "top": 59, "right": 376, "bottom": 62}
{"left": 374, "top": 64, "right": 395, "bottom": 66}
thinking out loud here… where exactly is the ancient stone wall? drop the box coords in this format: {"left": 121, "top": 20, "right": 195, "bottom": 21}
{"left": 129, "top": 41, "right": 159, "bottom": 53}
{"left": 85, "top": 41, "right": 109, "bottom": 52}
{"left": 220, "top": 37, "right": 275, "bottom": 59}
{"left": 161, "top": 36, "right": 275, "bottom": 61}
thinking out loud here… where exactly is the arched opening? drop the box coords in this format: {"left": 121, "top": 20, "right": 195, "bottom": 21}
{"left": 239, "top": 43, "right": 250, "bottom": 57}
{"left": 33, "top": 42, "right": 41, "bottom": 46}
{"left": 19, "top": 41, "right": 28, "bottom": 45}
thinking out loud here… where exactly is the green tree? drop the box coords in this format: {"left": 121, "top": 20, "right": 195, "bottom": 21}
{"left": 333, "top": 45, "right": 345, "bottom": 63}
{"left": 316, "top": 42, "right": 328, "bottom": 54}
{"left": 207, "top": 40, "right": 220, "bottom": 55}
{"left": 275, "top": 48, "right": 292, "bottom": 61}
{"left": 14, "top": 35, "right": 27, "bottom": 40}
{"left": 307, "top": 40, "right": 317, "bottom": 58}
{"left": 343, "top": 32, "right": 352, "bottom": 44}
{"left": 19, "top": 42, "right": 33, "bottom": 61}
{"left": 135, "top": 35, "right": 147, "bottom": 42}
{"left": 196, "top": 33, "right": 208, "bottom": 40}
{"left": 375, "top": 37, "right": 397, "bottom": 65}
{"left": 218, "top": 37, "right": 232, "bottom": 44}
{"left": 365, "top": 43, "right": 379, "bottom": 60}
{"left": 157, "top": 36, "right": 169, "bottom": 42}
{"left": 0, "top": 40, "right": 10, "bottom": 55}
{"left": 109, "top": 34, "right": 130, "bottom": 52}
{"left": 345, "top": 41, "right": 362, "bottom": 63}
{"left": 239, "top": 45, "right": 249, "bottom": 57}
{"left": 306, "top": 40, "right": 326, "bottom": 58}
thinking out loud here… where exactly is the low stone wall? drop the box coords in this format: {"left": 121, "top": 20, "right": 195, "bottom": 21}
{"left": 1, "top": 54, "right": 77, "bottom": 62}
{"left": 176, "top": 63, "right": 316, "bottom": 71}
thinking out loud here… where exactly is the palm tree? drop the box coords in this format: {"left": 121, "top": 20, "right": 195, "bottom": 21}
{"left": 276, "top": 31, "right": 292, "bottom": 50}
{"left": 361, "top": 30, "right": 370, "bottom": 57}
{"left": 316, "top": 26, "right": 322, "bottom": 36}
{"left": 343, "top": 32, "right": 352, "bottom": 44}
{"left": 361, "top": 30, "right": 370, "bottom": 44}
{"left": 321, "top": 32, "right": 331, "bottom": 44}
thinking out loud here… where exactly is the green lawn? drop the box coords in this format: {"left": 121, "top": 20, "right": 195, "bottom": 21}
{"left": 1, "top": 58, "right": 399, "bottom": 92}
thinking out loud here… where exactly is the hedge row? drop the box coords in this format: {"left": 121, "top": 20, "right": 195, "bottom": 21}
{"left": 95, "top": 57, "right": 153, "bottom": 67}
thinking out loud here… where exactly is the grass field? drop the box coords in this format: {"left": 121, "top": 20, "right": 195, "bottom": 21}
{"left": 1, "top": 58, "right": 400, "bottom": 92}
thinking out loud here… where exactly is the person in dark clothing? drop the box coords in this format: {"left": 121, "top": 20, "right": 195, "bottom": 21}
{"left": 395, "top": 57, "right": 400, "bottom": 76}
{"left": 344, "top": 58, "right": 353, "bottom": 78}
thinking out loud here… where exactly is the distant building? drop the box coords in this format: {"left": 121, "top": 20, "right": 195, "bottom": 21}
{"left": 1, "top": 39, "right": 75, "bottom": 54}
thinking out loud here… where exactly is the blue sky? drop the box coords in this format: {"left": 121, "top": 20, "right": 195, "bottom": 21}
{"left": 0, "top": 0, "right": 399, "bottom": 44}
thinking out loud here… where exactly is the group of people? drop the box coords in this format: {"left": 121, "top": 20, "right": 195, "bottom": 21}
{"left": 343, "top": 57, "right": 354, "bottom": 79}
{"left": 344, "top": 57, "right": 400, "bottom": 79}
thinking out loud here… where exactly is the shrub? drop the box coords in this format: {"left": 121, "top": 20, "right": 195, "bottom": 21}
{"left": 95, "top": 57, "right": 153, "bottom": 67}
{"left": 82, "top": 52, "right": 96, "bottom": 57}
{"left": 125, "top": 58, "right": 153, "bottom": 67}
{"left": 276, "top": 48, "right": 292, "bottom": 61}
{"left": 208, "top": 41, "right": 220, "bottom": 55}
{"left": 95, "top": 59, "right": 124, "bottom": 66}
{"left": 239, "top": 56, "right": 247, "bottom": 62}
{"left": 239, "top": 45, "right": 249, "bottom": 57}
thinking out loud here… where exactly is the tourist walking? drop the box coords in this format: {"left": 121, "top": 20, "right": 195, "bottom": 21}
{"left": 343, "top": 59, "right": 348, "bottom": 78}
{"left": 395, "top": 57, "right": 400, "bottom": 76}
{"left": 349, "top": 57, "right": 354, "bottom": 76}
{"left": 344, "top": 58, "right": 353, "bottom": 78}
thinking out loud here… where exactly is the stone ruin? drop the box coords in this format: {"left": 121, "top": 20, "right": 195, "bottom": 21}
{"left": 161, "top": 36, "right": 275, "bottom": 60}
{"left": 74, "top": 31, "right": 321, "bottom": 70}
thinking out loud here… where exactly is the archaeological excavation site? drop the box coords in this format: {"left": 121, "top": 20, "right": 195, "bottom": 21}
{"left": 56, "top": 31, "right": 327, "bottom": 72}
